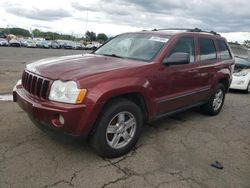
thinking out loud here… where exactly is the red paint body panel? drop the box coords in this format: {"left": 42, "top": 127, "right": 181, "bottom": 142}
{"left": 13, "top": 31, "right": 234, "bottom": 137}
{"left": 13, "top": 88, "right": 100, "bottom": 135}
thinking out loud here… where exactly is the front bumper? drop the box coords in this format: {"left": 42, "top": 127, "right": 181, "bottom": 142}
{"left": 230, "top": 75, "right": 248, "bottom": 90}
{"left": 13, "top": 82, "right": 99, "bottom": 138}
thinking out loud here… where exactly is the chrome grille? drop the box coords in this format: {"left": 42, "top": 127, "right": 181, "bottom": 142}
{"left": 22, "top": 71, "right": 50, "bottom": 99}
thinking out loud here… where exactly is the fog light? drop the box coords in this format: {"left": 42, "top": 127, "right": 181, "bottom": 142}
{"left": 59, "top": 115, "right": 65, "bottom": 125}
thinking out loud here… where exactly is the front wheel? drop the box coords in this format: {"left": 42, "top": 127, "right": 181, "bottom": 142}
{"left": 90, "top": 98, "right": 143, "bottom": 158}
{"left": 201, "top": 83, "right": 226, "bottom": 115}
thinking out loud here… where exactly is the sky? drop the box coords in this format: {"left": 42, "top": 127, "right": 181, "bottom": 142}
{"left": 0, "top": 0, "right": 250, "bottom": 43}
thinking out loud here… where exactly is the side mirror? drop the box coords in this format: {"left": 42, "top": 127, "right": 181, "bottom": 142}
{"left": 163, "top": 52, "right": 190, "bottom": 65}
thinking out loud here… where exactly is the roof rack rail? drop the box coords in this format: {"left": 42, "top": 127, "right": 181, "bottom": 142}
{"left": 150, "top": 28, "right": 220, "bottom": 36}
{"left": 152, "top": 28, "right": 192, "bottom": 31}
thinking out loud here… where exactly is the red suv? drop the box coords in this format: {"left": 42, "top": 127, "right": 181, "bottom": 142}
{"left": 13, "top": 28, "right": 234, "bottom": 158}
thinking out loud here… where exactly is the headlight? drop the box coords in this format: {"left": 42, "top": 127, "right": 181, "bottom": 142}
{"left": 49, "top": 80, "right": 87, "bottom": 104}
{"left": 233, "top": 70, "right": 248, "bottom": 77}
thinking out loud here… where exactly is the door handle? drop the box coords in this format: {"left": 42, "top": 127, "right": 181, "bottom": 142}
{"left": 208, "top": 73, "right": 213, "bottom": 77}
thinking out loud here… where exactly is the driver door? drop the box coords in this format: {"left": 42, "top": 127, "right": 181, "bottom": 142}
{"left": 156, "top": 36, "right": 202, "bottom": 115}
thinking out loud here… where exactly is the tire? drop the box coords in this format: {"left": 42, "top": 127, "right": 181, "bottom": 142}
{"left": 201, "top": 83, "right": 226, "bottom": 116}
{"left": 90, "top": 98, "right": 143, "bottom": 158}
{"left": 244, "top": 81, "right": 250, "bottom": 94}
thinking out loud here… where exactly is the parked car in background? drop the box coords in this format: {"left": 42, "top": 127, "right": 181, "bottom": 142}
{"left": 51, "top": 41, "right": 60, "bottom": 49}
{"left": 230, "top": 57, "right": 250, "bottom": 93}
{"left": 9, "top": 39, "right": 21, "bottom": 47}
{"left": 13, "top": 28, "right": 234, "bottom": 158}
{"left": 0, "top": 38, "right": 8, "bottom": 46}
{"left": 93, "top": 42, "right": 102, "bottom": 49}
{"left": 26, "top": 40, "right": 37, "bottom": 48}
{"left": 84, "top": 43, "right": 96, "bottom": 50}
{"left": 229, "top": 42, "right": 250, "bottom": 60}
{"left": 64, "top": 41, "right": 74, "bottom": 49}
{"left": 74, "top": 42, "right": 82, "bottom": 50}
{"left": 35, "top": 40, "right": 43, "bottom": 48}
{"left": 57, "top": 40, "right": 66, "bottom": 48}
{"left": 47, "top": 41, "right": 52, "bottom": 47}
{"left": 19, "top": 39, "right": 28, "bottom": 47}
{"left": 38, "top": 40, "right": 50, "bottom": 48}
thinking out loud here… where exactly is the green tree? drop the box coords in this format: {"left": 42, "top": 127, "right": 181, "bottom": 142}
{"left": 32, "top": 29, "right": 78, "bottom": 40}
{"left": 5, "top": 27, "right": 30, "bottom": 37}
{"left": 2, "top": 27, "right": 83, "bottom": 41}
{"left": 85, "top": 31, "right": 96, "bottom": 41}
{"left": 32, "top": 29, "right": 43, "bottom": 37}
{"left": 97, "top": 33, "right": 108, "bottom": 43}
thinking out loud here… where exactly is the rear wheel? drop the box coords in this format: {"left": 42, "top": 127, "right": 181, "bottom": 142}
{"left": 90, "top": 98, "right": 143, "bottom": 158}
{"left": 201, "top": 83, "right": 226, "bottom": 115}
{"left": 245, "top": 81, "right": 250, "bottom": 94}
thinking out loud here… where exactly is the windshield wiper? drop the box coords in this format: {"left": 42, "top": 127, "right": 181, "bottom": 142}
{"left": 234, "top": 55, "right": 248, "bottom": 60}
{"left": 99, "top": 53, "right": 124, "bottom": 59}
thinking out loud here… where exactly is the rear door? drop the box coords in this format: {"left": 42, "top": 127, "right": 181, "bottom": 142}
{"left": 197, "top": 36, "right": 219, "bottom": 96}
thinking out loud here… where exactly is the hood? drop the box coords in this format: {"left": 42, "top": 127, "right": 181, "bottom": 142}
{"left": 234, "top": 63, "right": 250, "bottom": 73}
{"left": 26, "top": 54, "right": 145, "bottom": 80}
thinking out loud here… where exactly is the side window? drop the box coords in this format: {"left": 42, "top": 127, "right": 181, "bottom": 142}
{"left": 199, "top": 38, "right": 216, "bottom": 61}
{"left": 165, "top": 37, "right": 195, "bottom": 63}
{"left": 217, "top": 40, "right": 231, "bottom": 60}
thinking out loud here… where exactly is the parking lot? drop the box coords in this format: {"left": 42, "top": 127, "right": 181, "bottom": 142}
{"left": 0, "top": 47, "right": 249, "bottom": 188}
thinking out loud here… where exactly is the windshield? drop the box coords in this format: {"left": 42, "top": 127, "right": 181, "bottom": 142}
{"left": 95, "top": 33, "right": 169, "bottom": 61}
{"left": 235, "top": 57, "right": 250, "bottom": 67}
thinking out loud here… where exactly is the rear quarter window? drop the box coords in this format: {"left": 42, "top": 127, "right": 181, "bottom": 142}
{"left": 199, "top": 38, "right": 217, "bottom": 61}
{"left": 217, "top": 40, "right": 231, "bottom": 60}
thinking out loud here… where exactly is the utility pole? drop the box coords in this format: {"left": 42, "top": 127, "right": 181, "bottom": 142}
{"left": 84, "top": 9, "right": 88, "bottom": 42}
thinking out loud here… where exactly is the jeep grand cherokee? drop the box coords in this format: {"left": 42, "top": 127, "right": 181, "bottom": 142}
{"left": 13, "top": 28, "right": 234, "bottom": 158}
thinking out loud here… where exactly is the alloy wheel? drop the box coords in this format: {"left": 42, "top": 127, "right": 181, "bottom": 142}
{"left": 106, "top": 111, "right": 136, "bottom": 149}
{"left": 212, "top": 89, "right": 224, "bottom": 111}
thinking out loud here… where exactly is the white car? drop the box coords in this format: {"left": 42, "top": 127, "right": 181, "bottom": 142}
{"left": 9, "top": 39, "right": 21, "bottom": 47}
{"left": 230, "top": 57, "right": 250, "bottom": 93}
{"left": 26, "top": 40, "right": 37, "bottom": 48}
{"left": 0, "top": 38, "right": 8, "bottom": 46}
{"left": 85, "top": 43, "right": 96, "bottom": 50}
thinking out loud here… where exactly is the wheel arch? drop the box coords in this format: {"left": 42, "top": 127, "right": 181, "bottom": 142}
{"left": 88, "top": 91, "right": 150, "bottom": 138}
{"left": 106, "top": 92, "right": 149, "bottom": 120}
{"left": 218, "top": 77, "right": 230, "bottom": 92}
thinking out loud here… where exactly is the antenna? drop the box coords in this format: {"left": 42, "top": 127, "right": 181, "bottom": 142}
{"left": 84, "top": 9, "right": 89, "bottom": 36}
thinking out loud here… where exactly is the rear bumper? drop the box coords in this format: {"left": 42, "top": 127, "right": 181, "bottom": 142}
{"left": 230, "top": 76, "right": 248, "bottom": 90}
{"left": 13, "top": 82, "right": 100, "bottom": 138}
